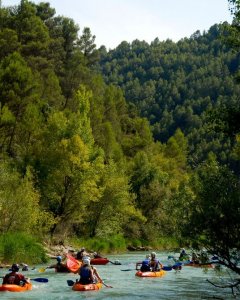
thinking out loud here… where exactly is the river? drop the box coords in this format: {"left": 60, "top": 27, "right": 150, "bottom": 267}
{"left": 0, "top": 251, "right": 235, "bottom": 299}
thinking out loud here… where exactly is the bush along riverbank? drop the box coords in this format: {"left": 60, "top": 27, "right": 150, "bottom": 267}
{"left": 0, "top": 233, "right": 183, "bottom": 265}
{"left": 0, "top": 232, "right": 48, "bottom": 266}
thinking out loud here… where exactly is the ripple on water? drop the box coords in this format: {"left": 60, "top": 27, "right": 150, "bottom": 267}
{"left": 0, "top": 252, "right": 235, "bottom": 300}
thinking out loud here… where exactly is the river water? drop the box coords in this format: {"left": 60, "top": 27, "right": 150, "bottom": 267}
{"left": 0, "top": 252, "right": 235, "bottom": 299}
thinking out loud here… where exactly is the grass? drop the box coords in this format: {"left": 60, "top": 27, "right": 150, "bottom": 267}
{"left": 0, "top": 232, "right": 48, "bottom": 264}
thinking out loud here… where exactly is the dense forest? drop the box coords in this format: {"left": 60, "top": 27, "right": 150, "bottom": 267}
{"left": 97, "top": 24, "right": 240, "bottom": 168}
{"left": 0, "top": 0, "right": 239, "bottom": 277}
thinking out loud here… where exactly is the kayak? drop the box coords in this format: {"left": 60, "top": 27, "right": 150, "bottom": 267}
{"left": 66, "top": 254, "right": 82, "bottom": 273}
{"left": 55, "top": 264, "right": 70, "bottom": 273}
{"left": 90, "top": 258, "right": 109, "bottom": 265}
{"left": 72, "top": 282, "right": 103, "bottom": 291}
{"left": 135, "top": 270, "right": 166, "bottom": 277}
{"left": 0, "top": 282, "right": 32, "bottom": 292}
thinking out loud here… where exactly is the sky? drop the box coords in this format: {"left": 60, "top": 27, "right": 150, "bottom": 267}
{"left": 2, "top": 0, "right": 233, "bottom": 50}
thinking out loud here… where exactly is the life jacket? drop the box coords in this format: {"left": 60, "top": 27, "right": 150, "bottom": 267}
{"left": 3, "top": 272, "right": 25, "bottom": 285}
{"left": 140, "top": 259, "right": 151, "bottom": 272}
{"left": 55, "top": 262, "right": 69, "bottom": 272}
{"left": 79, "top": 266, "right": 93, "bottom": 284}
{"left": 142, "top": 259, "right": 150, "bottom": 266}
{"left": 150, "top": 258, "right": 161, "bottom": 271}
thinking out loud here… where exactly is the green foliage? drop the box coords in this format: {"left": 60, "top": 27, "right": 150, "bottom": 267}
{"left": 3, "top": 0, "right": 236, "bottom": 254}
{"left": 0, "top": 232, "right": 47, "bottom": 264}
{"left": 98, "top": 24, "right": 240, "bottom": 165}
{"left": 0, "top": 160, "right": 40, "bottom": 233}
{"left": 71, "top": 234, "right": 126, "bottom": 253}
{"left": 182, "top": 159, "right": 240, "bottom": 274}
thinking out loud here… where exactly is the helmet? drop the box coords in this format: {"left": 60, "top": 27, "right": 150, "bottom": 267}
{"left": 11, "top": 263, "right": 19, "bottom": 272}
{"left": 83, "top": 258, "right": 90, "bottom": 265}
{"left": 151, "top": 252, "right": 156, "bottom": 258}
{"left": 56, "top": 256, "right": 62, "bottom": 262}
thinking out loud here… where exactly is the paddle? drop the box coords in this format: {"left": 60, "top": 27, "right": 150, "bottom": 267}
{"left": 31, "top": 278, "right": 49, "bottom": 283}
{"left": 162, "top": 266, "right": 172, "bottom": 271}
{"left": 38, "top": 267, "right": 47, "bottom": 273}
{"left": 67, "top": 279, "right": 75, "bottom": 286}
{"left": 1, "top": 276, "right": 48, "bottom": 283}
{"left": 109, "top": 260, "right": 121, "bottom": 265}
{"left": 121, "top": 266, "right": 176, "bottom": 272}
{"left": 67, "top": 279, "right": 112, "bottom": 288}
{"left": 102, "top": 281, "right": 113, "bottom": 288}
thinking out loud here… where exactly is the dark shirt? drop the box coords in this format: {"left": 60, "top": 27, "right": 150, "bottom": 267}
{"left": 3, "top": 272, "right": 26, "bottom": 285}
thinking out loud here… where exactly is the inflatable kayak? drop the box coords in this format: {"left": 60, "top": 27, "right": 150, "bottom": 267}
{"left": 90, "top": 258, "right": 109, "bottom": 265}
{"left": 55, "top": 264, "right": 70, "bottom": 272}
{"left": 72, "top": 282, "right": 103, "bottom": 291}
{"left": 135, "top": 270, "right": 166, "bottom": 277}
{"left": 0, "top": 282, "right": 32, "bottom": 292}
{"left": 66, "top": 254, "right": 82, "bottom": 273}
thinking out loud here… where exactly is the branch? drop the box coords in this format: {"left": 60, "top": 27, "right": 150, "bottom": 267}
{"left": 207, "top": 278, "right": 240, "bottom": 289}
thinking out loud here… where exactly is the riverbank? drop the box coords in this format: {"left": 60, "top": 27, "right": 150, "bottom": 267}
{"left": 0, "top": 232, "right": 181, "bottom": 265}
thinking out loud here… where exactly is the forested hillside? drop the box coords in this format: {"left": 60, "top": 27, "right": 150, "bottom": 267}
{"left": 98, "top": 24, "right": 240, "bottom": 166}
{"left": 0, "top": 0, "right": 239, "bottom": 270}
{"left": 0, "top": 0, "right": 192, "bottom": 249}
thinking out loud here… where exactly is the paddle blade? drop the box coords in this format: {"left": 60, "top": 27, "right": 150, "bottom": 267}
{"left": 32, "top": 278, "right": 48, "bottom": 283}
{"left": 162, "top": 266, "right": 172, "bottom": 271}
{"left": 38, "top": 268, "right": 46, "bottom": 273}
{"left": 67, "top": 279, "right": 75, "bottom": 286}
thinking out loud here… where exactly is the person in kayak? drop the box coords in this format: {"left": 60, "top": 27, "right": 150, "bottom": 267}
{"left": 149, "top": 252, "right": 162, "bottom": 271}
{"left": 93, "top": 252, "right": 103, "bottom": 258}
{"left": 76, "top": 247, "right": 90, "bottom": 261}
{"left": 136, "top": 254, "right": 151, "bottom": 272}
{"left": 2, "top": 263, "right": 29, "bottom": 286}
{"left": 78, "top": 257, "right": 94, "bottom": 284}
{"left": 47, "top": 256, "right": 69, "bottom": 272}
{"left": 179, "top": 248, "right": 189, "bottom": 261}
{"left": 191, "top": 252, "right": 199, "bottom": 264}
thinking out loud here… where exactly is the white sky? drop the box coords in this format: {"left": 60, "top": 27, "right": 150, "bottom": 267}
{"left": 2, "top": 0, "right": 233, "bottom": 50}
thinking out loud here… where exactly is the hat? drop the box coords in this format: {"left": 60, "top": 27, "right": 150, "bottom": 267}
{"left": 56, "top": 256, "right": 62, "bottom": 262}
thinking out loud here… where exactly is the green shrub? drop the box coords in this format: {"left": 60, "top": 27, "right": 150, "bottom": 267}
{"left": 0, "top": 232, "right": 47, "bottom": 264}
{"left": 70, "top": 234, "right": 126, "bottom": 253}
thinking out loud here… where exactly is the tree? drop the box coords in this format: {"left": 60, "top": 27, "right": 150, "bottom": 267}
{"left": 0, "top": 160, "right": 45, "bottom": 234}
{"left": 182, "top": 158, "right": 240, "bottom": 276}
{"left": 78, "top": 27, "right": 99, "bottom": 65}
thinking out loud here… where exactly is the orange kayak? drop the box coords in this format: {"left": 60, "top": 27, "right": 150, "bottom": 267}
{"left": 0, "top": 282, "right": 32, "bottom": 292}
{"left": 66, "top": 254, "right": 82, "bottom": 273}
{"left": 72, "top": 282, "right": 103, "bottom": 291}
{"left": 135, "top": 270, "right": 166, "bottom": 277}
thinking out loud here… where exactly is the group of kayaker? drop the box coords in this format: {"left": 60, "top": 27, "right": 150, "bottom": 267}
{"left": 136, "top": 252, "right": 163, "bottom": 272}
{"left": 1, "top": 247, "right": 104, "bottom": 288}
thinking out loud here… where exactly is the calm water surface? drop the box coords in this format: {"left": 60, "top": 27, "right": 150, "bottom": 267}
{"left": 0, "top": 252, "right": 234, "bottom": 299}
